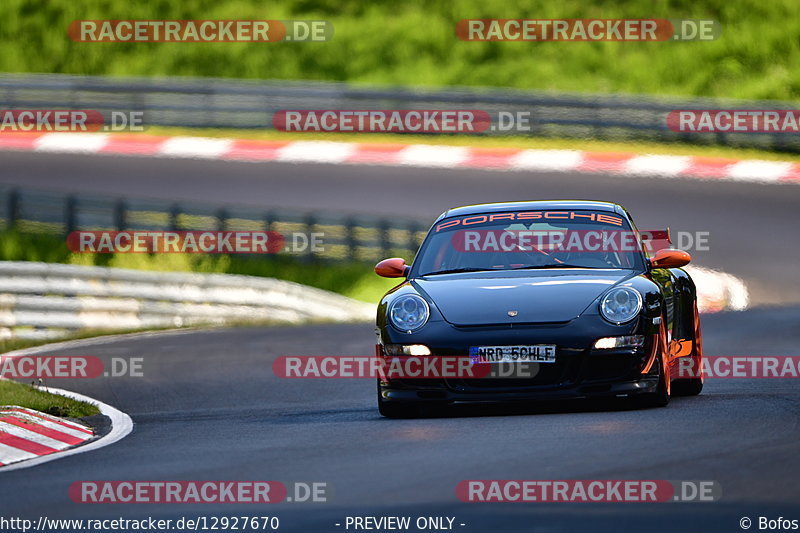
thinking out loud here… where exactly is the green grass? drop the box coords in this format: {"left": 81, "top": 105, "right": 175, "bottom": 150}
{"left": 0, "top": 379, "right": 100, "bottom": 417}
{"left": 0, "top": 230, "right": 400, "bottom": 304}
{"left": 0, "top": 0, "right": 798, "bottom": 100}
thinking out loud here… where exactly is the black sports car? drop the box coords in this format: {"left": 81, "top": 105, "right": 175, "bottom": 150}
{"left": 374, "top": 200, "right": 703, "bottom": 418}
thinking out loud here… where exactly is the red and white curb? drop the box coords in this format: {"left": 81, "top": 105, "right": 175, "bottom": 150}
{"left": 0, "top": 386, "right": 132, "bottom": 472}
{"left": 0, "top": 406, "right": 93, "bottom": 466}
{"left": 0, "top": 132, "right": 798, "bottom": 185}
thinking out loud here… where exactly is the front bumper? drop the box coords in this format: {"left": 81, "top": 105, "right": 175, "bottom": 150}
{"left": 378, "top": 314, "right": 662, "bottom": 404}
{"left": 379, "top": 374, "right": 660, "bottom": 404}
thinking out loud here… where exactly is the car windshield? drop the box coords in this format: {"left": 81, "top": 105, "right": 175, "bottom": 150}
{"left": 414, "top": 209, "right": 646, "bottom": 276}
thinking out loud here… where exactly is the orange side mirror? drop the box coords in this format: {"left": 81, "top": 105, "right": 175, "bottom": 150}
{"left": 650, "top": 249, "right": 691, "bottom": 269}
{"left": 375, "top": 257, "right": 409, "bottom": 278}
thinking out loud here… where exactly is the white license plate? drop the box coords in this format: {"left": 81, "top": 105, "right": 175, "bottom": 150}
{"left": 470, "top": 345, "right": 556, "bottom": 364}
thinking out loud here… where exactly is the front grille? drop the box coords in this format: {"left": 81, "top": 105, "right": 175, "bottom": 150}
{"left": 446, "top": 349, "right": 584, "bottom": 391}
{"left": 584, "top": 355, "right": 640, "bottom": 381}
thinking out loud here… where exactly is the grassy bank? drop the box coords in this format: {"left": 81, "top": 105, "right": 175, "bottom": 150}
{"left": 0, "top": 230, "right": 399, "bottom": 304}
{"left": 0, "top": 0, "right": 798, "bottom": 100}
{"left": 0, "top": 379, "right": 100, "bottom": 417}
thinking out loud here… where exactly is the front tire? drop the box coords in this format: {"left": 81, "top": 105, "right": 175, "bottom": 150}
{"left": 378, "top": 400, "right": 420, "bottom": 418}
{"left": 637, "top": 354, "right": 670, "bottom": 408}
{"left": 673, "top": 301, "right": 704, "bottom": 397}
{"left": 637, "top": 322, "right": 671, "bottom": 408}
{"left": 672, "top": 378, "right": 703, "bottom": 396}
{"left": 377, "top": 381, "right": 420, "bottom": 418}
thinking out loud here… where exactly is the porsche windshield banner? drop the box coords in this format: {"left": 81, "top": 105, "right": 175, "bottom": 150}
{"left": 433, "top": 211, "right": 627, "bottom": 232}
{"left": 430, "top": 211, "right": 674, "bottom": 253}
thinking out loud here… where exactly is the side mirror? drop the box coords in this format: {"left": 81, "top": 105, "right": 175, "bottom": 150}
{"left": 650, "top": 249, "right": 691, "bottom": 269}
{"left": 375, "top": 258, "right": 409, "bottom": 278}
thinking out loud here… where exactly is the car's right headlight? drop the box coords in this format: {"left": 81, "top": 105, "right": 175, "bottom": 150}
{"left": 600, "top": 287, "right": 642, "bottom": 324}
{"left": 389, "top": 294, "right": 430, "bottom": 332}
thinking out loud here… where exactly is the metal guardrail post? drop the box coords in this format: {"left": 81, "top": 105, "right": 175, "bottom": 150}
{"left": 345, "top": 218, "right": 357, "bottom": 261}
{"left": 407, "top": 221, "right": 419, "bottom": 260}
{"left": 304, "top": 213, "right": 316, "bottom": 261}
{"left": 169, "top": 203, "right": 181, "bottom": 231}
{"left": 114, "top": 199, "right": 127, "bottom": 230}
{"left": 7, "top": 189, "right": 20, "bottom": 230}
{"left": 377, "top": 220, "right": 390, "bottom": 259}
{"left": 216, "top": 208, "right": 228, "bottom": 231}
{"left": 64, "top": 196, "right": 77, "bottom": 234}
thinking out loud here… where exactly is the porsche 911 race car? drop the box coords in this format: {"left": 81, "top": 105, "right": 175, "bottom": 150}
{"left": 374, "top": 200, "right": 703, "bottom": 418}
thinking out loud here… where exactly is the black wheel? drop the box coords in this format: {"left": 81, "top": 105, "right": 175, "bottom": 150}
{"left": 672, "top": 378, "right": 703, "bottom": 396}
{"left": 636, "top": 333, "right": 671, "bottom": 408}
{"left": 672, "top": 302, "right": 704, "bottom": 397}
{"left": 377, "top": 380, "right": 420, "bottom": 418}
{"left": 378, "top": 400, "right": 420, "bottom": 418}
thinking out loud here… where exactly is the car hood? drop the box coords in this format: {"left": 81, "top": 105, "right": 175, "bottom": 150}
{"left": 414, "top": 269, "right": 635, "bottom": 326}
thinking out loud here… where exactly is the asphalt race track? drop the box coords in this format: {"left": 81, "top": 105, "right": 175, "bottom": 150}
{"left": 0, "top": 153, "right": 799, "bottom": 532}
{"left": 1, "top": 309, "right": 799, "bottom": 532}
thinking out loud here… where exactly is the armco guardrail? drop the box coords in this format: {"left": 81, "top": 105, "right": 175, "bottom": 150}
{"left": 0, "top": 261, "right": 374, "bottom": 340}
{"left": 0, "top": 73, "right": 798, "bottom": 152}
{"left": 0, "top": 262, "right": 749, "bottom": 341}
{"left": 0, "top": 186, "right": 427, "bottom": 263}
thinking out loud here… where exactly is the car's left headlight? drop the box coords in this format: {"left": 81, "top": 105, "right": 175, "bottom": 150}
{"left": 389, "top": 294, "right": 430, "bottom": 332}
{"left": 600, "top": 287, "right": 642, "bottom": 324}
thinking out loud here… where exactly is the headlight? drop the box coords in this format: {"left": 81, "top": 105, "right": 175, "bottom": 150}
{"left": 593, "top": 335, "right": 645, "bottom": 349}
{"left": 383, "top": 344, "right": 431, "bottom": 356}
{"left": 389, "top": 294, "right": 430, "bottom": 332}
{"left": 600, "top": 287, "right": 642, "bottom": 324}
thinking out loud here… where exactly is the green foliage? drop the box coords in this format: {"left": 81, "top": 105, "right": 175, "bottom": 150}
{"left": 0, "top": 0, "right": 797, "bottom": 99}
{"left": 0, "top": 380, "right": 100, "bottom": 417}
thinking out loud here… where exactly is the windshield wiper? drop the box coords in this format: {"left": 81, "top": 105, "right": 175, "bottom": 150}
{"left": 510, "top": 263, "right": 592, "bottom": 270}
{"left": 423, "top": 267, "right": 498, "bottom": 276}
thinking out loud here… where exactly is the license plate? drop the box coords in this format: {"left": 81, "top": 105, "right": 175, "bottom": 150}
{"left": 470, "top": 345, "right": 556, "bottom": 364}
